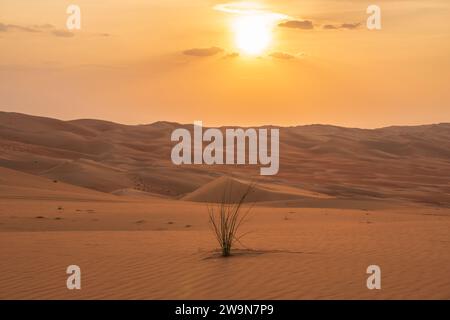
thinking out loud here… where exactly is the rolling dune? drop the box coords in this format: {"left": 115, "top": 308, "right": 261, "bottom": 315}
{"left": 1, "top": 111, "right": 449, "bottom": 205}
{"left": 182, "top": 176, "right": 332, "bottom": 203}
{"left": 0, "top": 111, "right": 449, "bottom": 299}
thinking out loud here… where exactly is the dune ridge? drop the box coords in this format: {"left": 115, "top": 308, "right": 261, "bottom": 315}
{"left": 1, "top": 111, "right": 449, "bottom": 206}
{"left": 0, "top": 112, "right": 449, "bottom": 300}
{"left": 182, "top": 176, "right": 332, "bottom": 203}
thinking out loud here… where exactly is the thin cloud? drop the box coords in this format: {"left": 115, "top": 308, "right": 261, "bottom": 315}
{"left": 0, "top": 23, "right": 40, "bottom": 33}
{"left": 277, "top": 19, "right": 362, "bottom": 31}
{"left": 183, "top": 47, "right": 224, "bottom": 57}
{"left": 278, "top": 20, "right": 314, "bottom": 30}
{"left": 214, "top": 2, "right": 288, "bottom": 20}
{"left": 323, "top": 24, "right": 338, "bottom": 30}
{"left": 0, "top": 21, "right": 109, "bottom": 38}
{"left": 223, "top": 52, "right": 240, "bottom": 59}
{"left": 322, "top": 22, "right": 362, "bottom": 30}
{"left": 33, "top": 24, "right": 55, "bottom": 29}
{"left": 270, "top": 52, "right": 296, "bottom": 60}
{"left": 340, "top": 23, "right": 361, "bottom": 30}
{"left": 52, "top": 30, "right": 75, "bottom": 38}
{"left": 269, "top": 52, "right": 305, "bottom": 60}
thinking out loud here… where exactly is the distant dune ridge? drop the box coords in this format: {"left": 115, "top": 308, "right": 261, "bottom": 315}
{"left": 0, "top": 111, "right": 449, "bottom": 206}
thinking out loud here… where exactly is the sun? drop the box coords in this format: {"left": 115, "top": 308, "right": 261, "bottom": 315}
{"left": 233, "top": 14, "right": 272, "bottom": 56}
{"left": 215, "top": 2, "right": 289, "bottom": 56}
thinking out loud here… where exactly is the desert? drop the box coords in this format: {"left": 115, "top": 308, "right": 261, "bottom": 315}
{"left": 0, "top": 111, "right": 449, "bottom": 299}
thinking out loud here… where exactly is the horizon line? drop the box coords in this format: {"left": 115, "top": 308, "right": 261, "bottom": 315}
{"left": 1, "top": 110, "right": 449, "bottom": 131}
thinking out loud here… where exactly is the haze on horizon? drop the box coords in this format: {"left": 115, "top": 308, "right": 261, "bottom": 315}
{"left": 0, "top": 0, "right": 449, "bottom": 128}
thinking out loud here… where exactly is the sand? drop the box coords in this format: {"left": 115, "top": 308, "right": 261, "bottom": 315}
{"left": 1, "top": 196, "right": 449, "bottom": 299}
{"left": 0, "top": 112, "right": 449, "bottom": 299}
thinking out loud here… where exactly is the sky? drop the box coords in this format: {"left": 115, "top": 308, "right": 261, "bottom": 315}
{"left": 0, "top": 0, "right": 449, "bottom": 128}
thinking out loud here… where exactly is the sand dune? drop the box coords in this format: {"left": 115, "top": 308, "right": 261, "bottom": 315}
{"left": 0, "top": 112, "right": 449, "bottom": 300}
{"left": 40, "top": 159, "right": 132, "bottom": 193}
{"left": 1, "top": 111, "right": 449, "bottom": 206}
{"left": 0, "top": 166, "right": 116, "bottom": 201}
{"left": 182, "top": 176, "right": 332, "bottom": 203}
{"left": 111, "top": 188, "right": 166, "bottom": 199}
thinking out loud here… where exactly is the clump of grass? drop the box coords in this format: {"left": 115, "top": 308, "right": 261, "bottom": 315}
{"left": 208, "top": 183, "right": 255, "bottom": 257}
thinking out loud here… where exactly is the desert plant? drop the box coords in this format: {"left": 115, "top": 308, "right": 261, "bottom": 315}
{"left": 208, "top": 182, "right": 255, "bottom": 257}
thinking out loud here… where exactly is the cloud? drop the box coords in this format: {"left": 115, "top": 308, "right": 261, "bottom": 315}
{"left": 269, "top": 52, "right": 296, "bottom": 60}
{"left": 276, "top": 18, "right": 362, "bottom": 31}
{"left": 0, "top": 23, "right": 40, "bottom": 33}
{"left": 278, "top": 20, "right": 314, "bottom": 30}
{"left": 269, "top": 52, "right": 305, "bottom": 60}
{"left": 9, "top": 25, "right": 40, "bottom": 32}
{"left": 322, "top": 22, "right": 362, "bottom": 30}
{"left": 52, "top": 30, "right": 75, "bottom": 38}
{"left": 33, "top": 24, "right": 55, "bottom": 29}
{"left": 323, "top": 24, "right": 338, "bottom": 30}
{"left": 183, "top": 47, "right": 224, "bottom": 57}
{"left": 223, "top": 52, "right": 239, "bottom": 59}
{"left": 214, "top": 2, "right": 288, "bottom": 20}
{"left": 340, "top": 23, "right": 361, "bottom": 30}
{"left": 0, "top": 21, "right": 108, "bottom": 38}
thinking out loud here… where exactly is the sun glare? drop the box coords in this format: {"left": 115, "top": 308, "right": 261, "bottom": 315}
{"left": 215, "top": 2, "right": 289, "bottom": 56}
{"left": 233, "top": 15, "right": 272, "bottom": 55}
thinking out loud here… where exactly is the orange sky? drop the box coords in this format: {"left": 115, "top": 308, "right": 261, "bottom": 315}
{"left": 0, "top": 0, "right": 449, "bottom": 127}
